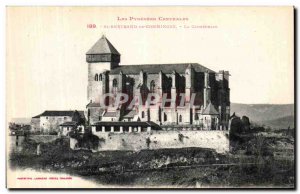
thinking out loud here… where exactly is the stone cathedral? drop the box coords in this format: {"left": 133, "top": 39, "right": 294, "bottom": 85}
{"left": 85, "top": 35, "right": 230, "bottom": 130}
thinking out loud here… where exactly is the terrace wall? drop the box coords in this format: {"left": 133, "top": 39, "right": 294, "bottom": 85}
{"left": 77, "top": 130, "right": 229, "bottom": 153}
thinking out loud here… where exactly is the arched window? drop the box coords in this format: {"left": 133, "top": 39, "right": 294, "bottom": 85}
{"left": 179, "top": 115, "right": 182, "bottom": 122}
{"left": 195, "top": 114, "right": 199, "bottom": 120}
{"left": 164, "top": 113, "right": 167, "bottom": 121}
{"left": 94, "top": 74, "right": 98, "bottom": 81}
{"left": 112, "top": 79, "right": 118, "bottom": 93}
{"left": 150, "top": 80, "right": 156, "bottom": 93}
{"left": 141, "top": 111, "right": 145, "bottom": 118}
{"left": 99, "top": 74, "right": 102, "bottom": 81}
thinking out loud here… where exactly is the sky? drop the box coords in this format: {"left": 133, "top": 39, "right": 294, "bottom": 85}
{"left": 6, "top": 6, "right": 294, "bottom": 118}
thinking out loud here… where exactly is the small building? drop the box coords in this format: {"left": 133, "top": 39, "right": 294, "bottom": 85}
{"left": 59, "top": 121, "right": 77, "bottom": 136}
{"left": 201, "top": 103, "right": 220, "bottom": 130}
{"left": 31, "top": 110, "right": 85, "bottom": 134}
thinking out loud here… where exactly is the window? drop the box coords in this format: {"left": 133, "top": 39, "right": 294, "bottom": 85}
{"left": 112, "top": 79, "right": 118, "bottom": 93}
{"left": 99, "top": 74, "right": 102, "bottom": 81}
{"left": 46, "top": 117, "right": 48, "bottom": 119}
{"left": 164, "top": 113, "right": 167, "bottom": 121}
{"left": 113, "top": 79, "right": 118, "bottom": 87}
{"left": 95, "top": 74, "right": 98, "bottom": 81}
{"left": 150, "top": 80, "right": 156, "bottom": 93}
{"left": 142, "top": 111, "right": 145, "bottom": 118}
{"left": 64, "top": 117, "right": 67, "bottom": 120}
{"left": 179, "top": 115, "right": 182, "bottom": 122}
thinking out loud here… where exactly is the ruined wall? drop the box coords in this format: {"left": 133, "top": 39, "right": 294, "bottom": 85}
{"left": 89, "top": 130, "right": 229, "bottom": 153}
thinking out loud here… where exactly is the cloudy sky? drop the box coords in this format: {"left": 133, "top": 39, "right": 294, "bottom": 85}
{"left": 6, "top": 7, "right": 294, "bottom": 118}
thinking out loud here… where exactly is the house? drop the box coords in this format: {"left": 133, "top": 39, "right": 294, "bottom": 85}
{"left": 31, "top": 110, "right": 85, "bottom": 133}
{"left": 59, "top": 122, "right": 85, "bottom": 136}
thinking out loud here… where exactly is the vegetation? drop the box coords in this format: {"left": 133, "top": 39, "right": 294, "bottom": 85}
{"left": 9, "top": 114, "right": 294, "bottom": 188}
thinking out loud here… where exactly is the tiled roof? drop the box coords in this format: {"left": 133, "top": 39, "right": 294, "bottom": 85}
{"left": 202, "top": 103, "right": 219, "bottom": 115}
{"left": 59, "top": 121, "right": 77, "bottom": 126}
{"left": 32, "top": 110, "right": 84, "bottom": 118}
{"left": 110, "top": 63, "right": 215, "bottom": 75}
{"left": 86, "top": 35, "right": 120, "bottom": 55}
{"left": 32, "top": 114, "right": 42, "bottom": 118}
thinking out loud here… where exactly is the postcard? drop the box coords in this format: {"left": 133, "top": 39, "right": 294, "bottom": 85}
{"left": 6, "top": 6, "right": 294, "bottom": 189}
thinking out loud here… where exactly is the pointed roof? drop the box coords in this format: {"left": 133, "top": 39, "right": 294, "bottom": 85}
{"left": 86, "top": 35, "right": 120, "bottom": 55}
{"left": 202, "top": 103, "right": 219, "bottom": 115}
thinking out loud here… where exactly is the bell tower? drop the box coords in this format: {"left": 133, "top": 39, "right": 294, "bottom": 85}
{"left": 86, "top": 35, "right": 120, "bottom": 103}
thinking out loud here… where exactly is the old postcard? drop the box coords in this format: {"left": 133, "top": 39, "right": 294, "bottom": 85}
{"left": 6, "top": 6, "right": 294, "bottom": 189}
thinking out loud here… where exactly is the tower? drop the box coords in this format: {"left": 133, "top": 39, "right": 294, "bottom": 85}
{"left": 86, "top": 35, "right": 120, "bottom": 103}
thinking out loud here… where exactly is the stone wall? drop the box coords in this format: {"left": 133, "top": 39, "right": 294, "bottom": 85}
{"left": 40, "top": 116, "right": 72, "bottom": 133}
{"left": 88, "top": 62, "right": 111, "bottom": 103}
{"left": 88, "top": 130, "right": 229, "bottom": 153}
{"left": 30, "top": 118, "right": 40, "bottom": 132}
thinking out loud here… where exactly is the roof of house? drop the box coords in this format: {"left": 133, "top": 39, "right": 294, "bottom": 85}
{"left": 109, "top": 63, "right": 215, "bottom": 75}
{"left": 32, "top": 110, "right": 85, "bottom": 118}
{"left": 32, "top": 114, "right": 42, "bottom": 119}
{"left": 202, "top": 103, "right": 219, "bottom": 115}
{"left": 86, "top": 35, "right": 120, "bottom": 55}
{"left": 59, "top": 121, "right": 77, "bottom": 126}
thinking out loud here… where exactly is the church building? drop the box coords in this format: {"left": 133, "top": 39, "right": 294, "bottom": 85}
{"left": 86, "top": 35, "right": 230, "bottom": 131}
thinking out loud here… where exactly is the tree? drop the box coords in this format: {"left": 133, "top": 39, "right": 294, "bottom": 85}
{"left": 72, "top": 110, "right": 85, "bottom": 125}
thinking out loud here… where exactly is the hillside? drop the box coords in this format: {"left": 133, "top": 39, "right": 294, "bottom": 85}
{"left": 231, "top": 103, "right": 294, "bottom": 129}
{"left": 257, "top": 115, "right": 295, "bottom": 129}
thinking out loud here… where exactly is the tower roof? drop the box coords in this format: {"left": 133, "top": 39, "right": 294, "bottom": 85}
{"left": 86, "top": 35, "right": 120, "bottom": 55}
{"left": 202, "top": 103, "right": 219, "bottom": 115}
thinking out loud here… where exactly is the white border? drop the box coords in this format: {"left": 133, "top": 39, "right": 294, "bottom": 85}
{"left": 0, "top": 0, "right": 298, "bottom": 193}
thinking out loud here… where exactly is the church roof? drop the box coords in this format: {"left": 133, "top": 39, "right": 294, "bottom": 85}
{"left": 202, "top": 103, "right": 219, "bottom": 115}
{"left": 110, "top": 63, "right": 215, "bottom": 75}
{"left": 92, "top": 121, "right": 161, "bottom": 129}
{"left": 86, "top": 35, "right": 120, "bottom": 55}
